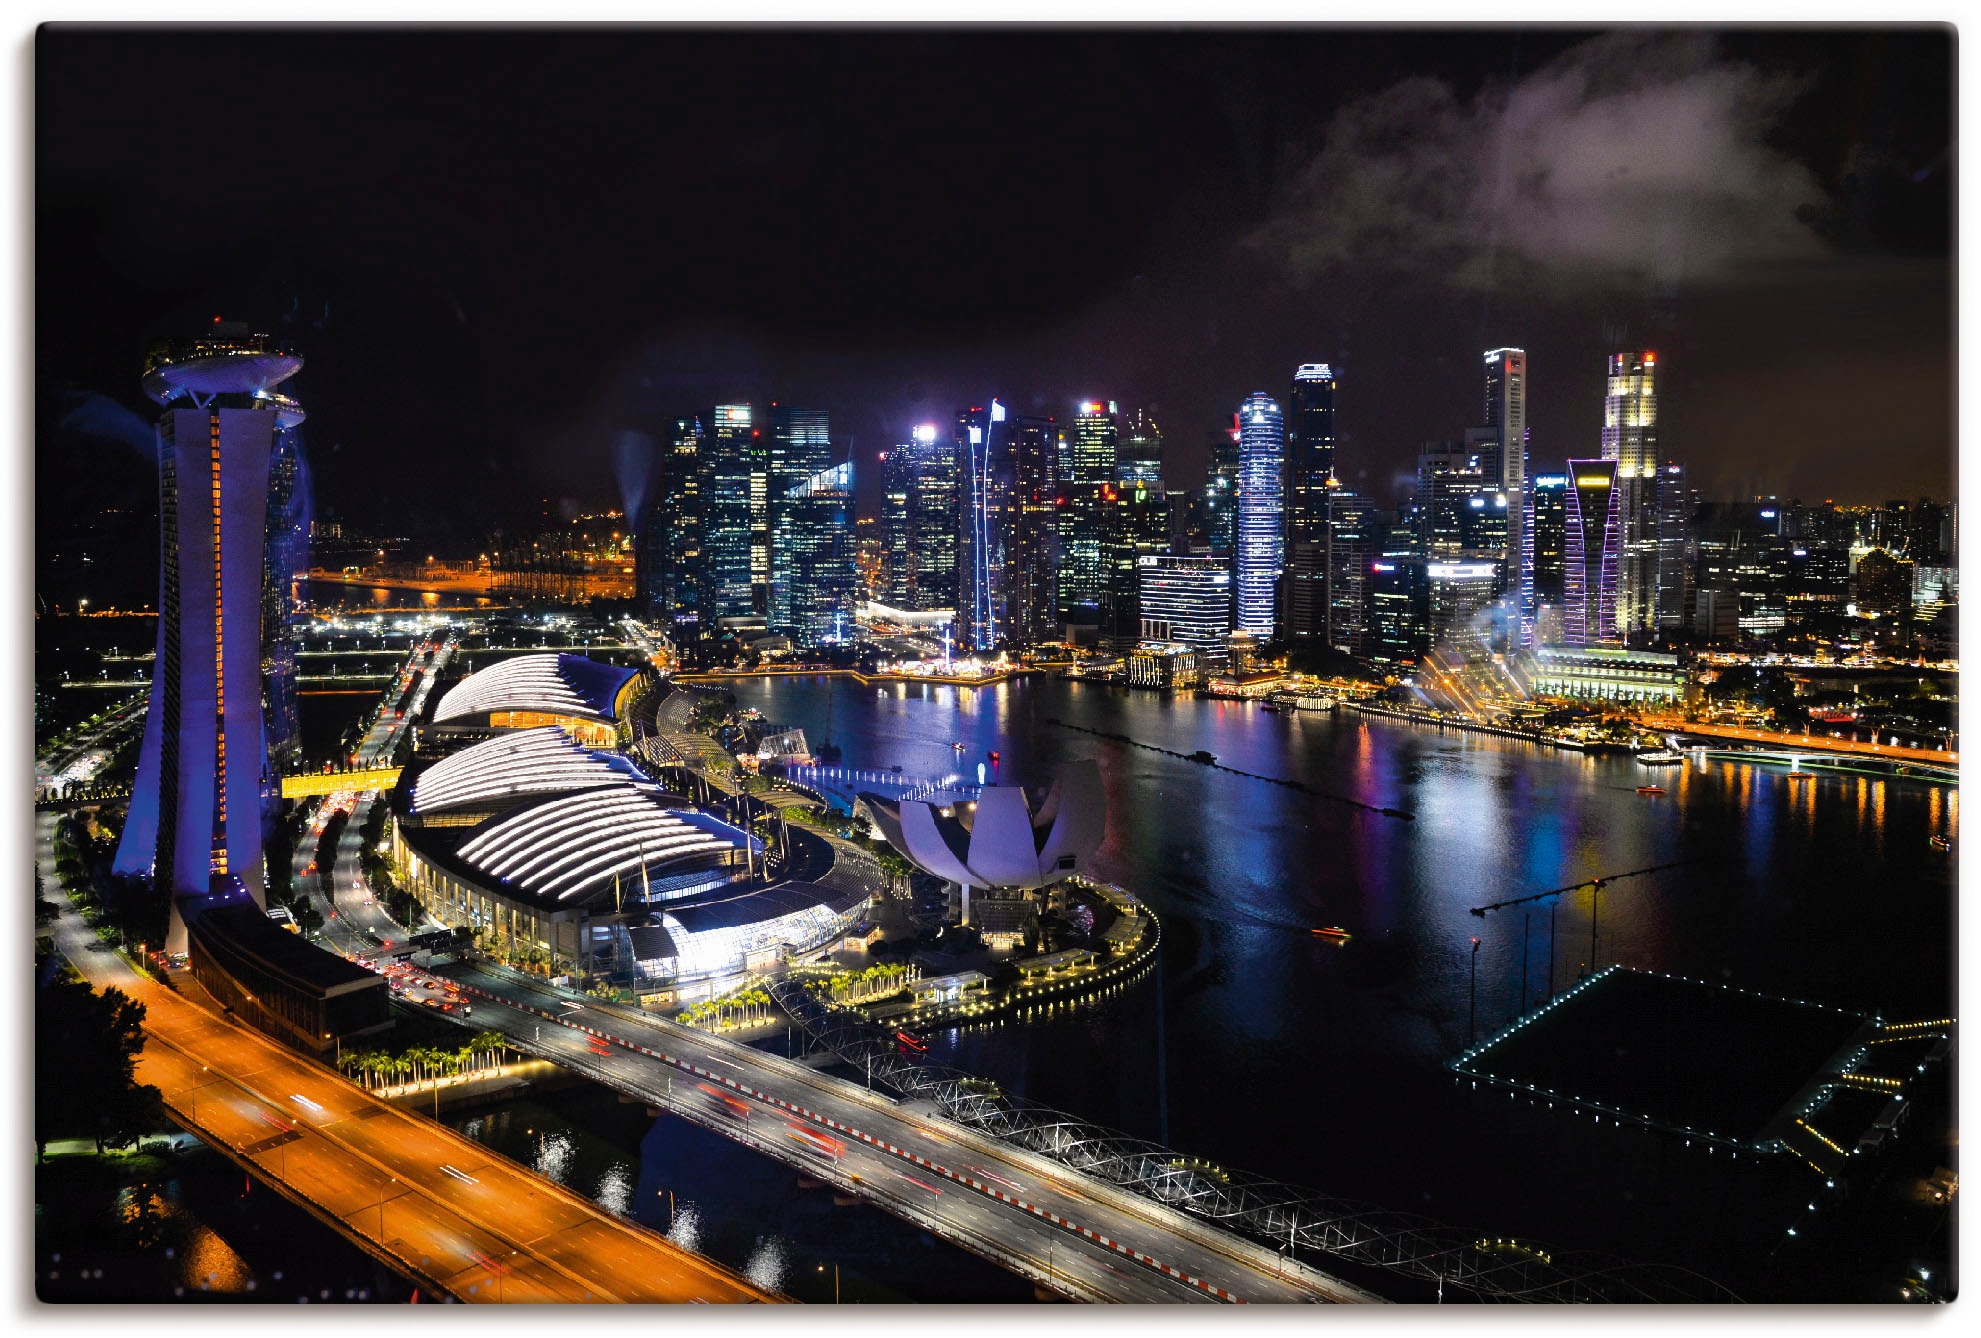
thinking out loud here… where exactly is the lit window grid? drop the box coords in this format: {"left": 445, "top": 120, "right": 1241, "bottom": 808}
{"left": 1234, "top": 394, "right": 1284, "bottom": 636}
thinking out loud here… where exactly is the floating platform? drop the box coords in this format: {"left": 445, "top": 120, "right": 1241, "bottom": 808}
{"left": 1449, "top": 966, "right": 1876, "bottom": 1157}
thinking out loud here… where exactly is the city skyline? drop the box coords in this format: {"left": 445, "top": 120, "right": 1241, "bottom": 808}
{"left": 39, "top": 27, "right": 1953, "bottom": 552}
{"left": 30, "top": 22, "right": 1957, "bottom": 1310}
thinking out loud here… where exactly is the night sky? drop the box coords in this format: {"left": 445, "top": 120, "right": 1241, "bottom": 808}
{"left": 37, "top": 26, "right": 1952, "bottom": 557}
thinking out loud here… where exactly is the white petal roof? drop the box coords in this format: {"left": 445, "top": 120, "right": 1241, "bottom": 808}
{"left": 412, "top": 727, "right": 642, "bottom": 814}
{"left": 456, "top": 786, "right": 745, "bottom": 904}
{"left": 433, "top": 652, "right": 639, "bottom": 724}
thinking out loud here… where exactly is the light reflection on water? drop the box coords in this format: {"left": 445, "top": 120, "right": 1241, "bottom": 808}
{"left": 725, "top": 675, "right": 1954, "bottom": 1275}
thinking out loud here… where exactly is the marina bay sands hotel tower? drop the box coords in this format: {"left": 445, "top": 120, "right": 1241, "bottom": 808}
{"left": 114, "top": 320, "right": 306, "bottom": 950}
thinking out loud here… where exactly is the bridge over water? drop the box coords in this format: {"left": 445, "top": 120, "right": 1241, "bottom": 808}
{"left": 775, "top": 763, "right": 981, "bottom": 815}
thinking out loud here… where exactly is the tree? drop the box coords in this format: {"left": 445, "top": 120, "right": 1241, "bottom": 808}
{"left": 35, "top": 971, "right": 161, "bottom": 1158}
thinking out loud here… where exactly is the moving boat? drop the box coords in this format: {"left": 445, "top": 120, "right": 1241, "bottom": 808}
{"left": 1311, "top": 927, "right": 1353, "bottom": 942}
{"left": 1931, "top": 834, "right": 1952, "bottom": 852}
{"left": 1635, "top": 750, "right": 1684, "bottom": 766}
{"left": 1635, "top": 785, "right": 1666, "bottom": 796}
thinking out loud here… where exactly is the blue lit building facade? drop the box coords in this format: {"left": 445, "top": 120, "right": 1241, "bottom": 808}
{"left": 699, "top": 403, "right": 757, "bottom": 618}
{"left": 1563, "top": 459, "right": 1622, "bottom": 646}
{"left": 775, "top": 460, "right": 857, "bottom": 644}
{"left": 115, "top": 322, "right": 306, "bottom": 949}
{"left": 1233, "top": 392, "right": 1284, "bottom": 637}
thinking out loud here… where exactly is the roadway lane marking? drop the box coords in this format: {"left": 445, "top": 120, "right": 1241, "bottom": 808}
{"left": 466, "top": 974, "right": 1253, "bottom": 1304}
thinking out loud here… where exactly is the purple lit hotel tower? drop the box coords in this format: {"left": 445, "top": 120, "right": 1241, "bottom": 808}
{"left": 115, "top": 321, "right": 306, "bottom": 950}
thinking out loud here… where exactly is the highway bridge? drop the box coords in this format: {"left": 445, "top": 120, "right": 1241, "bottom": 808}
{"left": 418, "top": 961, "right": 1375, "bottom": 1304}
{"left": 36, "top": 812, "right": 775, "bottom": 1305}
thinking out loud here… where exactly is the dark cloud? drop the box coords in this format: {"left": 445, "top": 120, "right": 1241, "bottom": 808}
{"left": 1255, "top": 32, "right": 1827, "bottom": 295}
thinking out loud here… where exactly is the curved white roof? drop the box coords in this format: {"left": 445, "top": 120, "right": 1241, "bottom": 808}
{"left": 456, "top": 786, "right": 740, "bottom": 903}
{"left": 865, "top": 760, "right": 1105, "bottom": 890}
{"left": 412, "top": 727, "right": 640, "bottom": 814}
{"left": 433, "top": 652, "right": 638, "bottom": 725}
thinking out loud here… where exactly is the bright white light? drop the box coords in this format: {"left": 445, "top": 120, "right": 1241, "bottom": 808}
{"left": 913, "top": 424, "right": 937, "bottom": 444}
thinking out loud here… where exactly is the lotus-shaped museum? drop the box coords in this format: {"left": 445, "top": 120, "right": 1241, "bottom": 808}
{"left": 862, "top": 760, "right": 1105, "bottom": 891}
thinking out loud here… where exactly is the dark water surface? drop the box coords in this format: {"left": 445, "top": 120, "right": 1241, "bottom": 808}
{"left": 720, "top": 675, "right": 1956, "bottom": 1298}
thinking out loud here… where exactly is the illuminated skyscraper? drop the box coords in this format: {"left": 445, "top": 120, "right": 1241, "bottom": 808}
{"left": 957, "top": 402, "right": 1057, "bottom": 650}
{"left": 1059, "top": 400, "right": 1118, "bottom": 611}
{"left": 115, "top": 320, "right": 306, "bottom": 947}
{"left": 766, "top": 405, "right": 831, "bottom": 620}
{"left": 1528, "top": 473, "right": 1569, "bottom": 609}
{"left": 1326, "top": 490, "right": 1379, "bottom": 655}
{"left": 877, "top": 424, "right": 957, "bottom": 612}
{"left": 777, "top": 460, "right": 857, "bottom": 643}
{"left": 1282, "top": 363, "right": 1337, "bottom": 643}
{"left": 1562, "top": 459, "right": 1622, "bottom": 647}
{"left": 1117, "top": 409, "right": 1163, "bottom": 488}
{"left": 636, "top": 416, "right": 706, "bottom": 632}
{"left": 700, "top": 403, "right": 757, "bottom": 618}
{"left": 1601, "top": 352, "right": 1660, "bottom": 639}
{"left": 1136, "top": 553, "right": 1231, "bottom": 663}
{"left": 1234, "top": 392, "right": 1284, "bottom": 637}
{"left": 1655, "top": 460, "right": 1695, "bottom": 633}
{"left": 1099, "top": 479, "right": 1171, "bottom": 645}
{"left": 1484, "top": 349, "right": 1528, "bottom": 623}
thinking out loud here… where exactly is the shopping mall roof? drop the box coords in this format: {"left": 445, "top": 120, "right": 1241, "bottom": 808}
{"left": 663, "top": 880, "right": 866, "bottom": 934}
{"left": 455, "top": 785, "right": 757, "bottom": 906}
{"left": 412, "top": 726, "right": 646, "bottom": 815}
{"left": 433, "top": 652, "right": 641, "bottom": 726}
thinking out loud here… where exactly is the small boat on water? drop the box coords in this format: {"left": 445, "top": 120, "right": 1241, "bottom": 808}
{"left": 1930, "top": 834, "right": 1952, "bottom": 852}
{"left": 1636, "top": 750, "right": 1684, "bottom": 766}
{"left": 1311, "top": 926, "right": 1352, "bottom": 942}
{"left": 1260, "top": 702, "right": 1280, "bottom": 712}
{"left": 1636, "top": 785, "right": 1666, "bottom": 796}
{"left": 1787, "top": 770, "right": 1815, "bottom": 781}
{"left": 951, "top": 741, "right": 966, "bottom": 751}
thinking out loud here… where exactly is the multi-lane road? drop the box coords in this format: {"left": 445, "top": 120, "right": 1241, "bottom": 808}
{"left": 421, "top": 961, "right": 1382, "bottom": 1305}
{"left": 35, "top": 805, "right": 775, "bottom": 1302}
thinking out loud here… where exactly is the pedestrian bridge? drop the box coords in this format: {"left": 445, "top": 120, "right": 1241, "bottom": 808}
{"left": 281, "top": 767, "right": 404, "bottom": 799}
{"left": 775, "top": 763, "right": 980, "bottom": 815}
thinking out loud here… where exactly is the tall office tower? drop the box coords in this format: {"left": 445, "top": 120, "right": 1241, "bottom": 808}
{"left": 956, "top": 402, "right": 1058, "bottom": 650}
{"left": 636, "top": 416, "right": 706, "bottom": 633}
{"left": 908, "top": 426, "right": 960, "bottom": 611}
{"left": 1059, "top": 400, "right": 1119, "bottom": 611}
{"left": 1601, "top": 351, "right": 1660, "bottom": 639}
{"left": 1282, "top": 363, "right": 1337, "bottom": 644}
{"left": 1427, "top": 561, "right": 1501, "bottom": 652}
{"left": 1234, "top": 392, "right": 1285, "bottom": 637}
{"left": 1654, "top": 461, "right": 1695, "bottom": 633}
{"left": 877, "top": 425, "right": 959, "bottom": 612}
{"left": 1118, "top": 409, "right": 1163, "bottom": 488}
{"left": 767, "top": 405, "right": 831, "bottom": 614}
{"left": 1099, "top": 480, "right": 1172, "bottom": 645}
{"left": 1562, "top": 460, "right": 1622, "bottom": 647}
{"left": 1367, "top": 553, "right": 1428, "bottom": 664}
{"left": 699, "top": 404, "right": 757, "bottom": 618}
{"left": 115, "top": 322, "right": 306, "bottom": 945}
{"left": 778, "top": 460, "right": 857, "bottom": 644}
{"left": 1483, "top": 348, "right": 1528, "bottom": 594}
{"left": 1325, "top": 490, "right": 1379, "bottom": 655}
{"left": 1415, "top": 442, "right": 1495, "bottom": 559}
{"left": 1136, "top": 553, "right": 1232, "bottom": 664}
{"left": 1528, "top": 473, "right": 1569, "bottom": 611}
{"left": 879, "top": 444, "right": 914, "bottom": 605}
